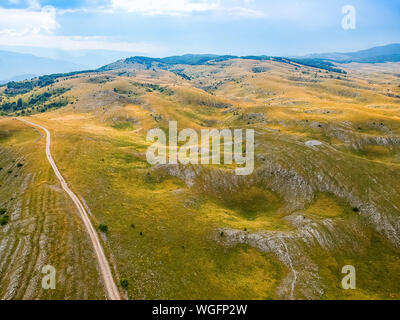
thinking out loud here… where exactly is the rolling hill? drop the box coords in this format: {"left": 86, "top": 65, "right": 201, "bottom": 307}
{"left": 1, "top": 48, "right": 400, "bottom": 300}
{"left": 99, "top": 54, "right": 346, "bottom": 74}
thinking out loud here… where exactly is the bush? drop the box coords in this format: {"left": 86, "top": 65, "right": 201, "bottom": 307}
{"left": 352, "top": 207, "right": 360, "bottom": 213}
{"left": 0, "top": 208, "right": 6, "bottom": 215}
{"left": 98, "top": 224, "right": 108, "bottom": 233}
{"left": 120, "top": 279, "right": 129, "bottom": 290}
{"left": 0, "top": 215, "right": 9, "bottom": 226}
{"left": 252, "top": 66, "right": 269, "bottom": 73}
{"left": 17, "top": 163, "right": 23, "bottom": 168}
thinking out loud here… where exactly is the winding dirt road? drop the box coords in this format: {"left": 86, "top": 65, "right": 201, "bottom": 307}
{"left": 18, "top": 118, "right": 121, "bottom": 300}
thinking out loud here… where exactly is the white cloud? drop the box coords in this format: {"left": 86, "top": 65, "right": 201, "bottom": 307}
{"left": 27, "top": 0, "right": 41, "bottom": 10}
{"left": 110, "top": 0, "right": 219, "bottom": 15}
{"left": 226, "top": 6, "right": 264, "bottom": 18}
{"left": 0, "top": 4, "right": 161, "bottom": 53}
{"left": 6, "top": 0, "right": 41, "bottom": 8}
{"left": 108, "top": 0, "right": 264, "bottom": 18}
{"left": 0, "top": 6, "right": 58, "bottom": 35}
{"left": 0, "top": 0, "right": 264, "bottom": 54}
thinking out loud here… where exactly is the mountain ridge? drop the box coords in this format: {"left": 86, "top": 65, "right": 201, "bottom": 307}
{"left": 98, "top": 44, "right": 400, "bottom": 74}
{"left": 302, "top": 43, "right": 400, "bottom": 63}
{"left": 2, "top": 43, "right": 400, "bottom": 86}
{"left": 0, "top": 50, "right": 82, "bottom": 83}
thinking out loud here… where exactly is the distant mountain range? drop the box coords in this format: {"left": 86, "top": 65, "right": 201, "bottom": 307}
{"left": 1, "top": 43, "right": 400, "bottom": 84}
{"left": 0, "top": 51, "right": 82, "bottom": 83}
{"left": 0, "top": 74, "right": 38, "bottom": 85}
{"left": 0, "top": 46, "right": 140, "bottom": 69}
{"left": 301, "top": 43, "right": 400, "bottom": 63}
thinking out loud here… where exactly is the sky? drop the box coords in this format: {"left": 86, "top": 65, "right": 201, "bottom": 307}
{"left": 0, "top": 0, "right": 399, "bottom": 58}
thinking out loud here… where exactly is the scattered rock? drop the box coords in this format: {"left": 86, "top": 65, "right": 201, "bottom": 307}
{"left": 305, "top": 140, "right": 323, "bottom": 148}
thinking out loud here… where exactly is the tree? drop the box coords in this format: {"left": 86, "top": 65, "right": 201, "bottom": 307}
{"left": 120, "top": 279, "right": 129, "bottom": 290}
{"left": 98, "top": 224, "right": 108, "bottom": 233}
{"left": 17, "top": 98, "right": 23, "bottom": 109}
{"left": 0, "top": 215, "right": 9, "bottom": 226}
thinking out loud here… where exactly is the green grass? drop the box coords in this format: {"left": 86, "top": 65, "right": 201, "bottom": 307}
{"left": 48, "top": 124, "right": 289, "bottom": 299}
{"left": 315, "top": 233, "right": 400, "bottom": 300}
{"left": 215, "top": 186, "right": 283, "bottom": 220}
{"left": 305, "top": 193, "right": 354, "bottom": 218}
{"left": 0, "top": 125, "right": 39, "bottom": 146}
{"left": 0, "top": 119, "right": 106, "bottom": 299}
{"left": 111, "top": 121, "right": 136, "bottom": 131}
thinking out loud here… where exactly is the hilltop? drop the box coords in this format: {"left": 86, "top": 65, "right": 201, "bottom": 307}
{"left": 99, "top": 54, "right": 346, "bottom": 74}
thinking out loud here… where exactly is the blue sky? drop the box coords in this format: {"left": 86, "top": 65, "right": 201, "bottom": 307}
{"left": 0, "top": 0, "right": 399, "bottom": 57}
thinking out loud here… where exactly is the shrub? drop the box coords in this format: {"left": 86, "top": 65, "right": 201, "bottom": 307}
{"left": 0, "top": 215, "right": 9, "bottom": 226}
{"left": 120, "top": 279, "right": 129, "bottom": 289}
{"left": 98, "top": 224, "right": 108, "bottom": 233}
{"left": 17, "top": 163, "right": 23, "bottom": 168}
{"left": 352, "top": 207, "right": 360, "bottom": 213}
{"left": 252, "top": 66, "right": 269, "bottom": 73}
{"left": 0, "top": 208, "right": 6, "bottom": 215}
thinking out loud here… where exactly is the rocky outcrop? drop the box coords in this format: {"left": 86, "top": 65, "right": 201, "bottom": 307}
{"left": 155, "top": 140, "right": 400, "bottom": 299}
{"left": 219, "top": 213, "right": 369, "bottom": 300}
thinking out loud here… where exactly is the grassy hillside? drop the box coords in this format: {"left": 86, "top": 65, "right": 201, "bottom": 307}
{"left": 0, "top": 118, "right": 105, "bottom": 299}
{"left": 1, "top": 57, "right": 400, "bottom": 299}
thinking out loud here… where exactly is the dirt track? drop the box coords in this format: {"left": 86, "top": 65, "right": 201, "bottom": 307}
{"left": 18, "top": 118, "right": 121, "bottom": 300}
